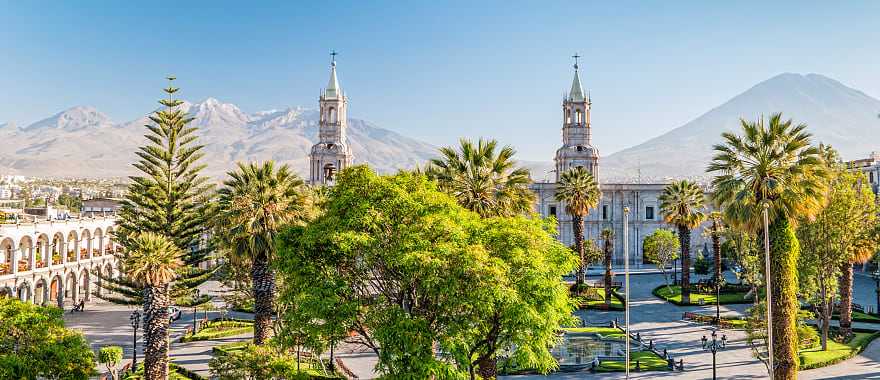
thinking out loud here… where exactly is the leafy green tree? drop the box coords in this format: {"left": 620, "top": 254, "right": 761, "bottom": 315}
{"left": 276, "top": 166, "right": 576, "bottom": 379}
{"left": 708, "top": 113, "right": 828, "bottom": 379}
{"left": 99, "top": 346, "right": 124, "bottom": 380}
{"left": 659, "top": 180, "right": 706, "bottom": 304}
{"left": 217, "top": 161, "right": 307, "bottom": 345}
{"left": 123, "top": 232, "right": 183, "bottom": 380}
{"left": 0, "top": 297, "right": 96, "bottom": 380}
{"left": 425, "top": 138, "right": 534, "bottom": 218}
{"left": 643, "top": 229, "right": 680, "bottom": 291}
{"left": 600, "top": 228, "right": 614, "bottom": 307}
{"left": 96, "top": 79, "right": 215, "bottom": 380}
{"left": 722, "top": 230, "right": 761, "bottom": 298}
{"left": 555, "top": 166, "right": 600, "bottom": 290}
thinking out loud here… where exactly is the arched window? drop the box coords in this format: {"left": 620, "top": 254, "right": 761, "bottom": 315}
{"left": 328, "top": 107, "right": 336, "bottom": 123}
{"left": 576, "top": 109, "right": 583, "bottom": 124}
{"left": 565, "top": 109, "right": 571, "bottom": 124}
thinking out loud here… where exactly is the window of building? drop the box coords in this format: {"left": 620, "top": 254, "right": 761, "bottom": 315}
{"left": 576, "top": 109, "right": 583, "bottom": 124}
{"left": 549, "top": 205, "right": 557, "bottom": 217}
{"left": 602, "top": 205, "right": 608, "bottom": 220}
{"left": 646, "top": 206, "right": 654, "bottom": 220}
{"left": 871, "top": 172, "right": 875, "bottom": 184}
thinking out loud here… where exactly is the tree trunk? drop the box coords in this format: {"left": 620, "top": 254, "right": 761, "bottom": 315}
{"left": 604, "top": 235, "right": 613, "bottom": 307}
{"left": 572, "top": 215, "right": 585, "bottom": 291}
{"left": 820, "top": 278, "right": 828, "bottom": 351}
{"left": 476, "top": 355, "right": 497, "bottom": 380}
{"left": 838, "top": 261, "right": 854, "bottom": 338}
{"left": 677, "top": 225, "right": 691, "bottom": 304}
{"left": 712, "top": 225, "right": 722, "bottom": 285}
{"left": 252, "top": 256, "right": 275, "bottom": 345}
{"left": 143, "top": 284, "right": 170, "bottom": 380}
{"left": 767, "top": 218, "right": 800, "bottom": 380}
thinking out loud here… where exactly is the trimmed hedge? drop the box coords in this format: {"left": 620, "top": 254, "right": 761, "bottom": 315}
{"left": 180, "top": 320, "right": 253, "bottom": 343}
{"left": 799, "top": 327, "right": 880, "bottom": 370}
{"left": 652, "top": 285, "right": 753, "bottom": 306}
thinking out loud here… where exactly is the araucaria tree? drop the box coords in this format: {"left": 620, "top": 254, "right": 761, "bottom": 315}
{"left": 99, "top": 79, "right": 215, "bottom": 378}
{"left": 217, "top": 161, "right": 306, "bottom": 345}
{"left": 643, "top": 228, "right": 680, "bottom": 292}
{"left": 708, "top": 113, "right": 828, "bottom": 379}
{"left": 276, "top": 166, "right": 576, "bottom": 379}
{"left": 425, "top": 138, "right": 534, "bottom": 217}
{"left": 600, "top": 228, "right": 614, "bottom": 307}
{"left": 555, "top": 166, "right": 600, "bottom": 290}
{"left": 123, "top": 232, "right": 183, "bottom": 380}
{"left": 658, "top": 180, "right": 706, "bottom": 304}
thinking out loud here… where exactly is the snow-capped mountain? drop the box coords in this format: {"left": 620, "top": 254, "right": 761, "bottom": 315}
{"left": 0, "top": 99, "right": 437, "bottom": 179}
{"left": 601, "top": 73, "right": 880, "bottom": 180}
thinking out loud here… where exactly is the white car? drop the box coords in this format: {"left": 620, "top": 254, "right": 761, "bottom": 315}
{"left": 168, "top": 306, "right": 181, "bottom": 322}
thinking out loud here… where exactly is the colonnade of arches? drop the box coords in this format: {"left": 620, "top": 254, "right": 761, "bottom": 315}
{"left": 0, "top": 261, "right": 115, "bottom": 307}
{"left": 0, "top": 226, "right": 118, "bottom": 275}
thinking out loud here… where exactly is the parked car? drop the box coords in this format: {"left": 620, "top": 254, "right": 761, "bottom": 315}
{"left": 168, "top": 306, "right": 181, "bottom": 322}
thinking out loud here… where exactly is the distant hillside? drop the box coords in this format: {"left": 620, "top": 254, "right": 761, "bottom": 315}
{"left": 602, "top": 73, "right": 880, "bottom": 180}
{"left": 0, "top": 98, "right": 438, "bottom": 179}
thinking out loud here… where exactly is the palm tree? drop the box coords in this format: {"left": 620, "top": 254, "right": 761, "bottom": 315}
{"left": 218, "top": 161, "right": 306, "bottom": 345}
{"left": 600, "top": 228, "right": 614, "bottom": 307}
{"left": 123, "top": 232, "right": 182, "bottom": 380}
{"left": 659, "top": 180, "right": 706, "bottom": 305}
{"left": 555, "top": 166, "right": 601, "bottom": 290}
{"left": 706, "top": 211, "right": 725, "bottom": 285}
{"left": 425, "top": 138, "right": 534, "bottom": 217}
{"left": 708, "top": 113, "right": 828, "bottom": 379}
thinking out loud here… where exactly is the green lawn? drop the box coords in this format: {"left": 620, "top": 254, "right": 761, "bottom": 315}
{"left": 181, "top": 320, "right": 253, "bottom": 342}
{"left": 575, "top": 287, "right": 625, "bottom": 310}
{"left": 799, "top": 329, "right": 880, "bottom": 369}
{"left": 653, "top": 285, "right": 751, "bottom": 305}
{"left": 832, "top": 311, "right": 880, "bottom": 323}
{"left": 123, "top": 363, "right": 204, "bottom": 380}
{"left": 563, "top": 326, "right": 627, "bottom": 340}
{"left": 595, "top": 351, "right": 669, "bottom": 372}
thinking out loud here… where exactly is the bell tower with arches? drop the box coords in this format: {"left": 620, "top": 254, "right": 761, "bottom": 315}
{"left": 310, "top": 51, "right": 353, "bottom": 185}
{"left": 554, "top": 53, "right": 599, "bottom": 181}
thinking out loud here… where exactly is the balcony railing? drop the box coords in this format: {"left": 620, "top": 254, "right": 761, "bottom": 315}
{"left": 80, "top": 248, "right": 88, "bottom": 260}
{"left": 0, "top": 263, "right": 9, "bottom": 275}
{"left": 35, "top": 260, "right": 47, "bottom": 269}
{"left": 52, "top": 255, "right": 62, "bottom": 265}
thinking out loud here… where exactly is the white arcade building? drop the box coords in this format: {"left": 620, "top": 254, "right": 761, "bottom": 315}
{"left": 0, "top": 216, "right": 119, "bottom": 307}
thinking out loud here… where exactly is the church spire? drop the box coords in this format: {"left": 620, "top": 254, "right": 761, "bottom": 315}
{"left": 569, "top": 53, "right": 585, "bottom": 102}
{"left": 325, "top": 50, "right": 340, "bottom": 98}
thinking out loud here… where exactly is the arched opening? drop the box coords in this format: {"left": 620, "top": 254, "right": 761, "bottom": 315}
{"left": 65, "top": 271, "right": 78, "bottom": 304}
{"left": 0, "top": 238, "right": 14, "bottom": 275}
{"left": 17, "top": 281, "right": 32, "bottom": 303}
{"left": 50, "top": 275, "right": 63, "bottom": 307}
{"left": 34, "top": 278, "right": 48, "bottom": 306}
{"left": 80, "top": 229, "right": 91, "bottom": 260}
{"left": 565, "top": 109, "right": 572, "bottom": 124}
{"left": 36, "top": 234, "right": 50, "bottom": 268}
{"left": 0, "top": 286, "right": 12, "bottom": 298}
{"left": 52, "top": 233, "right": 64, "bottom": 265}
{"left": 93, "top": 228, "right": 103, "bottom": 257}
{"left": 323, "top": 163, "right": 337, "bottom": 182}
{"left": 105, "top": 227, "right": 117, "bottom": 254}
{"left": 66, "top": 231, "right": 78, "bottom": 262}
{"left": 576, "top": 109, "right": 583, "bottom": 124}
{"left": 18, "top": 236, "right": 33, "bottom": 272}
{"left": 80, "top": 269, "right": 90, "bottom": 301}
{"left": 328, "top": 107, "right": 337, "bottom": 123}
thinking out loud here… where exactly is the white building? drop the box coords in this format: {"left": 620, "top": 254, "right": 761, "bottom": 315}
{"left": 0, "top": 216, "right": 119, "bottom": 307}
{"left": 847, "top": 151, "right": 880, "bottom": 196}
{"left": 531, "top": 59, "right": 711, "bottom": 266}
{"left": 309, "top": 53, "right": 353, "bottom": 185}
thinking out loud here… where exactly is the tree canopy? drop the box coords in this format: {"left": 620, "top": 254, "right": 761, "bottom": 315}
{"left": 275, "top": 166, "right": 576, "bottom": 379}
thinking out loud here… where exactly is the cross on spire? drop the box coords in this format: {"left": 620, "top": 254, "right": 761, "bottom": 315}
{"left": 572, "top": 53, "right": 581, "bottom": 70}
{"left": 330, "top": 50, "right": 338, "bottom": 66}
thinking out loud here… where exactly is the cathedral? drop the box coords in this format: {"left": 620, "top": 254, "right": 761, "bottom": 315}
{"left": 307, "top": 54, "right": 708, "bottom": 266}
{"left": 309, "top": 54, "right": 353, "bottom": 185}
{"left": 530, "top": 59, "right": 710, "bottom": 267}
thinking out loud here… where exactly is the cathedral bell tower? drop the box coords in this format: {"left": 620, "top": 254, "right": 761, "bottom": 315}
{"left": 310, "top": 51, "right": 353, "bottom": 185}
{"left": 554, "top": 54, "right": 599, "bottom": 181}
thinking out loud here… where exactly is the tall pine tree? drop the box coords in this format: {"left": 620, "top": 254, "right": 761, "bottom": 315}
{"left": 95, "top": 77, "right": 216, "bottom": 366}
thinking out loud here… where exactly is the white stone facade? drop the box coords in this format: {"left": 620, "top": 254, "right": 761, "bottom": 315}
{"left": 0, "top": 216, "right": 119, "bottom": 307}
{"left": 309, "top": 57, "right": 353, "bottom": 185}
{"left": 532, "top": 63, "right": 711, "bottom": 267}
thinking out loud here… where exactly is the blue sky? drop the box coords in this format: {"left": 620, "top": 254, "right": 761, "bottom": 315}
{"left": 2, "top": 1, "right": 878, "bottom": 160}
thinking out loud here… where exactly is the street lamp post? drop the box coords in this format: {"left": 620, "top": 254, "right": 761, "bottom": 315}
{"left": 873, "top": 267, "right": 880, "bottom": 316}
{"left": 762, "top": 203, "right": 774, "bottom": 380}
{"left": 623, "top": 206, "right": 631, "bottom": 379}
{"left": 702, "top": 329, "right": 725, "bottom": 380}
{"left": 129, "top": 310, "right": 141, "bottom": 372}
